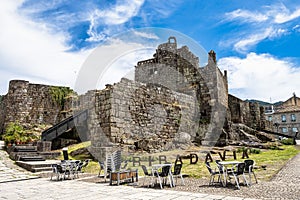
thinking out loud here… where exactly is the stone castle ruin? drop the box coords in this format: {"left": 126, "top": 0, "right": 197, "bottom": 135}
{"left": 0, "top": 37, "right": 273, "bottom": 155}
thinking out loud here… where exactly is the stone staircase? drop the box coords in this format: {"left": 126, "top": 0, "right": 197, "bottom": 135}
{"left": 9, "top": 146, "right": 45, "bottom": 161}
{"left": 7, "top": 142, "right": 61, "bottom": 173}
{"left": 16, "top": 160, "right": 59, "bottom": 173}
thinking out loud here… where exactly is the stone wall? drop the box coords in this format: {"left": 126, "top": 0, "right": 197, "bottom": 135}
{"left": 86, "top": 78, "right": 199, "bottom": 153}
{"left": 228, "top": 94, "right": 266, "bottom": 130}
{"left": 0, "top": 80, "right": 73, "bottom": 134}
{"left": 199, "top": 50, "right": 228, "bottom": 145}
{"left": 134, "top": 38, "right": 229, "bottom": 145}
{"left": 82, "top": 38, "right": 231, "bottom": 152}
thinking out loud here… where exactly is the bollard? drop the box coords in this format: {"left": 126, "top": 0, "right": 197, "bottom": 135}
{"left": 62, "top": 147, "right": 69, "bottom": 160}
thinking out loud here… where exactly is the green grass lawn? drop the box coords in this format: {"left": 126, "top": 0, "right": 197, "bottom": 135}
{"left": 57, "top": 142, "right": 300, "bottom": 181}
{"left": 180, "top": 145, "right": 300, "bottom": 180}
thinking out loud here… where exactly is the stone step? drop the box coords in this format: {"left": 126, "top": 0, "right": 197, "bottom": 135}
{"left": 14, "top": 146, "right": 37, "bottom": 152}
{"left": 16, "top": 160, "right": 60, "bottom": 172}
{"left": 15, "top": 149, "right": 37, "bottom": 152}
{"left": 10, "top": 152, "right": 40, "bottom": 161}
{"left": 19, "top": 156, "right": 46, "bottom": 162}
{"left": 32, "top": 167, "right": 53, "bottom": 173}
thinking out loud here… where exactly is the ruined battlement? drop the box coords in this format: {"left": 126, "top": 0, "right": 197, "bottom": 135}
{"left": 0, "top": 80, "right": 73, "bottom": 134}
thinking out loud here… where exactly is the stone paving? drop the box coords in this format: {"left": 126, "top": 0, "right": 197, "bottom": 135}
{"left": 0, "top": 177, "right": 258, "bottom": 200}
{"left": 161, "top": 152, "right": 300, "bottom": 200}
{"left": 0, "top": 146, "right": 299, "bottom": 200}
{"left": 0, "top": 149, "right": 38, "bottom": 183}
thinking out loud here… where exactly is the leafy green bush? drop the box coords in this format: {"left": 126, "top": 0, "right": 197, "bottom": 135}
{"left": 249, "top": 148, "right": 261, "bottom": 154}
{"left": 237, "top": 147, "right": 247, "bottom": 153}
{"left": 2, "top": 122, "right": 24, "bottom": 144}
{"left": 2, "top": 122, "right": 39, "bottom": 144}
{"left": 280, "top": 138, "right": 294, "bottom": 145}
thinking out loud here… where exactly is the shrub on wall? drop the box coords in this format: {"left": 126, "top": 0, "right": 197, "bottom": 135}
{"left": 49, "top": 86, "right": 75, "bottom": 109}
{"left": 2, "top": 122, "right": 24, "bottom": 144}
{"left": 2, "top": 122, "right": 40, "bottom": 144}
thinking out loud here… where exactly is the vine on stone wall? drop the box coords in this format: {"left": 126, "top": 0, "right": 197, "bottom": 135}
{"left": 49, "top": 86, "right": 75, "bottom": 109}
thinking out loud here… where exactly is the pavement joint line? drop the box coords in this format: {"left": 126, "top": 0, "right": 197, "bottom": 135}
{"left": 0, "top": 176, "right": 40, "bottom": 184}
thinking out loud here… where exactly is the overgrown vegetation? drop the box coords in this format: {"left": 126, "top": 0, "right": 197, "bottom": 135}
{"left": 249, "top": 148, "right": 261, "bottom": 154}
{"left": 49, "top": 86, "right": 75, "bottom": 109}
{"left": 2, "top": 122, "right": 39, "bottom": 144}
{"left": 280, "top": 138, "right": 294, "bottom": 145}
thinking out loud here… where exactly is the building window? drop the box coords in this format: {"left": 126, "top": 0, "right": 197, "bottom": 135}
{"left": 282, "top": 127, "right": 288, "bottom": 133}
{"left": 291, "top": 114, "right": 296, "bottom": 122}
{"left": 149, "top": 68, "right": 154, "bottom": 75}
{"left": 149, "top": 68, "right": 158, "bottom": 75}
{"left": 281, "top": 115, "right": 286, "bottom": 122}
{"left": 292, "top": 127, "right": 298, "bottom": 132}
{"left": 268, "top": 116, "right": 272, "bottom": 121}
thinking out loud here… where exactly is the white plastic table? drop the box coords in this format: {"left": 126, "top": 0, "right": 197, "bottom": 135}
{"left": 218, "top": 161, "right": 243, "bottom": 186}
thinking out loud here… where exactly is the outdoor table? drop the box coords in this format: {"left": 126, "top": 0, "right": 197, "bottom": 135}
{"left": 151, "top": 163, "right": 174, "bottom": 188}
{"left": 218, "top": 161, "right": 243, "bottom": 187}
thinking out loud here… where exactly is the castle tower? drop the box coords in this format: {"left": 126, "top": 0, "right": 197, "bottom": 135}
{"left": 134, "top": 36, "right": 201, "bottom": 95}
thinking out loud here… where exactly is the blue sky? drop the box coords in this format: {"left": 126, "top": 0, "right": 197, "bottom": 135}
{"left": 1, "top": 0, "right": 300, "bottom": 102}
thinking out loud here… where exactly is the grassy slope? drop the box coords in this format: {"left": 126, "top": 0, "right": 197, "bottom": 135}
{"left": 59, "top": 142, "right": 300, "bottom": 181}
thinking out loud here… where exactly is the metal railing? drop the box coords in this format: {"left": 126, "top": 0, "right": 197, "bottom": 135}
{"left": 41, "top": 109, "right": 88, "bottom": 141}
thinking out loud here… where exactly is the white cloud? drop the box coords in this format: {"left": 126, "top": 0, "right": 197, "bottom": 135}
{"left": 144, "top": 0, "right": 184, "bottom": 18}
{"left": 223, "top": 4, "right": 300, "bottom": 53}
{"left": 226, "top": 4, "right": 300, "bottom": 24}
{"left": 103, "top": 0, "right": 144, "bottom": 25}
{"left": 293, "top": 24, "right": 300, "bottom": 32}
{"left": 218, "top": 53, "right": 300, "bottom": 102}
{"left": 85, "top": 0, "right": 144, "bottom": 42}
{"left": 0, "top": 1, "right": 91, "bottom": 94}
{"left": 75, "top": 37, "right": 156, "bottom": 94}
{"left": 233, "top": 28, "right": 273, "bottom": 53}
{"left": 233, "top": 27, "right": 289, "bottom": 53}
{"left": 269, "top": 28, "right": 288, "bottom": 38}
{"left": 273, "top": 6, "right": 300, "bottom": 24}
{"left": 97, "top": 48, "right": 154, "bottom": 89}
{"left": 225, "top": 9, "right": 268, "bottom": 23}
{"left": 133, "top": 31, "right": 159, "bottom": 40}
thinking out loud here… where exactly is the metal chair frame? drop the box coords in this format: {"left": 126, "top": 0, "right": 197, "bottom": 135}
{"left": 141, "top": 165, "right": 153, "bottom": 187}
{"left": 227, "top": 163, "right": 249, "bottom": 189}
{"left": 172, "top": 163, "right": 185, "bottom": 186}
{"left": 205, "top": 162, "right": 224, "bottom": 186}
{"left": 244, "top": 159, "right": 258, "bottom": 185}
